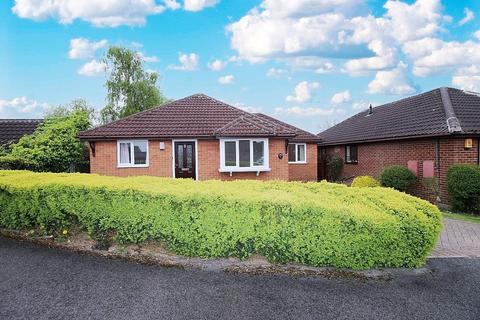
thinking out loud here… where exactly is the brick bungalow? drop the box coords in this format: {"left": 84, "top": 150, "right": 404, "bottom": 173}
{"left": 79, "top": 94, "right": 320, "bottom": 181}
{"left": 318, "top": 87, "right": 480, "bottom": 204}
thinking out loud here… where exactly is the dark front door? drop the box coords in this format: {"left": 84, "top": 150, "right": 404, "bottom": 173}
{"left": 174, "top": 141, "right": 196, "bottom": 179}
{"left": 317, "top": 146, "right": 328, "bottom": 181}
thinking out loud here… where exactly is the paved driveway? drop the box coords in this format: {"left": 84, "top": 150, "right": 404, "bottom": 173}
{"left": 1, "top": 237, "right": 480, "bottom": 320}
{"left": 431, "top": 218, "right": 480, "bottom": 258}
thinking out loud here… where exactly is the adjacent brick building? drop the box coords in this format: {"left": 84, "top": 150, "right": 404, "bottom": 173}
{"left": 79, "top": 94, "right": 319, "bottom": 182}
{"left": 318, "top": 87, "right": 480, "bottom": 204}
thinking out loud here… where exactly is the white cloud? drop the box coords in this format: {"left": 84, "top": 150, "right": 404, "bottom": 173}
{"left": 227, "top": 0, "right": 447, "bottom": 65}
{"left": 164, "top": 0, "right": 181, "bottom": 10}
{"left": 286, "top": 81, "right": 320, "bottom": 103}
{"left": 275, "top": 106, "right": 338, "bottom": 117}
{"left": 330, "top": 90, "right": 351, "bottom": 105}
{"left": 0, "top": 97, "right": 51, "bottom": 117}
{"left": 475, "top": 30, "right": 480, "bottom": 40}
{"left": 136, "top": 52, "right": 159, "bottom": 63}
{"left": 367, "top": 62, "right": 416, "bottom": 95}
{"left": 12, "top": 0, "right": 219, "bottom": 27}
{"left": 284, "top": 56, "right": 334, "bottom": 73}
{"left": 78, "top": 59, "right": 106, "bottom": 76}
{"left": 343, "top": 41, "right": 397, "bottom": 75}
{"left": 69, "top": 38, "right": 107, "bottom": 60}
{"left": 406, "top": 39, "right": 480, "bottom": 76}
{"left": 12, "top": 0, "right": 165, "bottom": 27}
{"left": 183, "top": 0, "right": 219, "bottom": 12}
{"left": 233, "top": 102, "right": 262, "bottom": 113}
{"left": 208, "top": 59, "right": 227, "bottom": 71}
{"left": 459, "top": 8, "right": 474, "bottom": 26}
{"left": 452, "top": 65, "right": 480, "bottom": 92}
{"left": 218, "top": 74, "right": 234, "bottom": 85}
{"left": 168, "top": 53, "right": 199, "bottom": 71}
{"left": 266, "top": 68, "right": 288, "bottom": 78}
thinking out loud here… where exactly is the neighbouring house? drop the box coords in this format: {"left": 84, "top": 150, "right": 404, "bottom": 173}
{"left": 318, "top": 87, "right": 480, "bottom": 204}
{"left": 79, "top": 94, "right": 320, "bottom": 181}
{"left": 0, "top": 119, "right": 43, "bottom": 147}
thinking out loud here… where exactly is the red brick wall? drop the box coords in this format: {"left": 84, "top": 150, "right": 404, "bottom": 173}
{"left": 323, "top": 137, "right": 479, "bottom": 203}
{"left": 288, "top": 143, "right": 318, "bottom": 181}
{"left": 89, "top": 140, "right": 173, "bottom": 177}
{"left": 90, "top": 138, "right": 318, "bottom": 182}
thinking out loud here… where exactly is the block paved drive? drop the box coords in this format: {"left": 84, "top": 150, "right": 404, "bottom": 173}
{"left": 430, "top": 218, "right": 480, "bottom": 258}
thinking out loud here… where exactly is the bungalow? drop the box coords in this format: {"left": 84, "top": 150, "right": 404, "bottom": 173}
{"left": 0, "top": 119, "right": 43, "bottom": 146}
{"left": 79, "top": 93, "right": 320, "bottom": 181}
{"left": 318, "top": 87, "right": 480, "bottom": 204}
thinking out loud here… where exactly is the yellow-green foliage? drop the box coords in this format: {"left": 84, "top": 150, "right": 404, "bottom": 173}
{"left": 0, "top": 170, "right": 442, "bottom": 269}
{"left": 351, "top": 176, "right": 380, "bottom": 188}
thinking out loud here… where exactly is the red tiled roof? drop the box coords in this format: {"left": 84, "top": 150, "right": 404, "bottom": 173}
{"left": 79, "top": 94, "right": 319, "bottom": 141}
{"left": 0, "top": 119, "right": 43, "bottom": 145}
{"left": 318, "top": 87, "right": 480, "bottom": 145}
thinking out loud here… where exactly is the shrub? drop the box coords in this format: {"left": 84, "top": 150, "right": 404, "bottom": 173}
{"left": 447, "top": 164, "right": 480, "bottom": 214}
{"left": 351, "top": 176, "right": 380, "bottom": 188}
{"left": 0, "top": 155, "right": 36, "bottom": 170}
{"left": 0, "top": 171, "right": 442, "bottom": 269}
{"left": 380, "top": 165, "right": 417, "bottom": 192}
{"left": 327, "top": 156, "right": 343, "bottom": 182}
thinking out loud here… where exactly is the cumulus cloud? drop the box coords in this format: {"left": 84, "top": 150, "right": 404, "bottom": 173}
{"left": 168, "top": 53, "right": 199, "bottom": 71}
{"left": 136, "top": 52, "right": 159, "bottom": 63}
{"left": 233, "top": 102, "right": 262, "bottom": 113}
{"left": 218, "top": 74, "right": 234, "bottom": 85}
{"left": 69, "top": 38, "right": 107, "bottom": 60}
{"left": 274, "top": 106, "right": 338, "bottom": 117}
{"left": 284, "top": 56, "right": 334, "bottom": 73}
{"left": 227, "top": 0, "right": 448, "bottom": 68}
{"left": 330, "top": 90, "right": 351, "bottom": 105}
{"left": 405, "top": 39, "right": 480, "bottom": 76}
{"left": 0, "top": 97, "right": 51, "bottom": 117}
{"left": 286, "top": 81, "right": 320, "bottom": 103}
{"left": 367, "top": 62, "right": 417, "bottom": 95}
{"left": 266, "top": 68, "right": 288, "bottom": 78}
{"left": 183, "top": 0, "right": 219, "bottom": 12}
{"left": 78, "top": 59, "right": 106, "bottom": 76}
{"left": 475, "top": 30, "right": 480, "bottom": 40}
{"left": 12, "top": 0, "right": 220, "bottom": 27}
{"left": 208, "top": 59, "right": 227, "bottom": 71}
{"left": 459, "top": 8, "right": 475, "bottom": 26}
{"left": 452, "top": 65, "right": 480, "bottom": 92}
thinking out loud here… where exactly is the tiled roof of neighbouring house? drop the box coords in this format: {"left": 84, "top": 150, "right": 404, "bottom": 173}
{"left": 318, "top": 87, "right": 480, "bottom": 145}
{"left": 0, "top": 119, "right": 43, "bottom": 146}
{"left": 79, "top": 94, "right": 320, "bottom": 142}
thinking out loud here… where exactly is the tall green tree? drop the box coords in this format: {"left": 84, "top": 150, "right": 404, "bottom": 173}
{"left": 100, "top": 46, "right": 167, "bottom": 124}
{"left": 8, "top": 99, "right": 93, "bottom": 172}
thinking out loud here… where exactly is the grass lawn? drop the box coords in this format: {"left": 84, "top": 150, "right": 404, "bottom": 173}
{"left": 442, "top": 211, "right": 480, "bottom": 224}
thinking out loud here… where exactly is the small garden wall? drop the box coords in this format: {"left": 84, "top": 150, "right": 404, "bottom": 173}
{"left": 0, "top": 171, "right": 442, "bottom": 269}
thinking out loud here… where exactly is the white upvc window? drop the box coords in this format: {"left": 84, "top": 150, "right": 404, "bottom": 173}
{"left": 117, "top": 140, "right": 149, "bottom": 168}
{"left": 288, "top": 143, "right": 307, "bottom": 164}
{"left": 219, "top": 138, "right": 270, "bottom": 172}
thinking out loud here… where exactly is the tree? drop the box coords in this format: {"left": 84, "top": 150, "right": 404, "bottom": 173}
{"left": 8, "top": 100, "right": 93, "bottom": 172}
{"left": 100, "top": 46, "right": 167, "bottom": 124}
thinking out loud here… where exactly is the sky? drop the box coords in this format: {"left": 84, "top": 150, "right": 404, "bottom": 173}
{"left": 1, "top": 0, "right": 480, "bottom": 133}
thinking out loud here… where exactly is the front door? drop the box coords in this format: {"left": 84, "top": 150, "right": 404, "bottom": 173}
{"left": 174, "top": 141, "right": 196, "bottom": 179}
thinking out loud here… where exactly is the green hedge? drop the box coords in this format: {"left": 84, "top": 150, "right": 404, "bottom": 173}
{"left": 0, "top": 171, "right": 442, "bottom": 269}
{"left": 380, "top": 165, "right": 417, "bottom": 192}
{"left": 447, "top": 164, "right": 480, "bottom": 214}
{"left": 351, "top": 176, "right": 380, "bottom": 188}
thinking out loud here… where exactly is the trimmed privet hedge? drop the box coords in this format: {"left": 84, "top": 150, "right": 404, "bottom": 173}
{"left": 0, "top": 171, "right": 442, "bottom": 269}
{"left": 447, "top": 164, "right": 480, "bottom": 214}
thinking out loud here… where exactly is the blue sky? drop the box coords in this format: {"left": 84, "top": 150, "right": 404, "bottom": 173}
{"left": 1, "top": 0, "right": 479, "bottom": 133}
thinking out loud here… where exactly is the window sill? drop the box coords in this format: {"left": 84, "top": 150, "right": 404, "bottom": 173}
{"left": 288, "top": 161, "right": 307, "bottom": 165}
{"left": 345, "top": 162, "right": 358, "bottom": 165}
{"left": 117, "top": 164, "right": 149, "bottom": 168}
{"left": 219, "top": 167, "right": 271, "bottom": 173}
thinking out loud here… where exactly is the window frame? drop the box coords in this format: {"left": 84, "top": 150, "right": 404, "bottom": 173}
{"left": 345, "top": 144, "right": 358, "bottom": 164}
{"left": 219, "top": 138, "right": 270, "bottom": 172}
{"left": 117, "top": 140, "right": 149, "bottom": 168}
{"left": 288, "top": 143, "right": 307, "bottom": 164}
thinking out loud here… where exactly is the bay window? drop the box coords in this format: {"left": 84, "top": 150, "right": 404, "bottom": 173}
{"left": 220, "top": 138, "right": 269, "bottom": 172}
{"left": 117, "top": 140, "right": 149, "bottom": 167}
{"left": 288, "top": 143, "right": 306, "bottom": 163}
